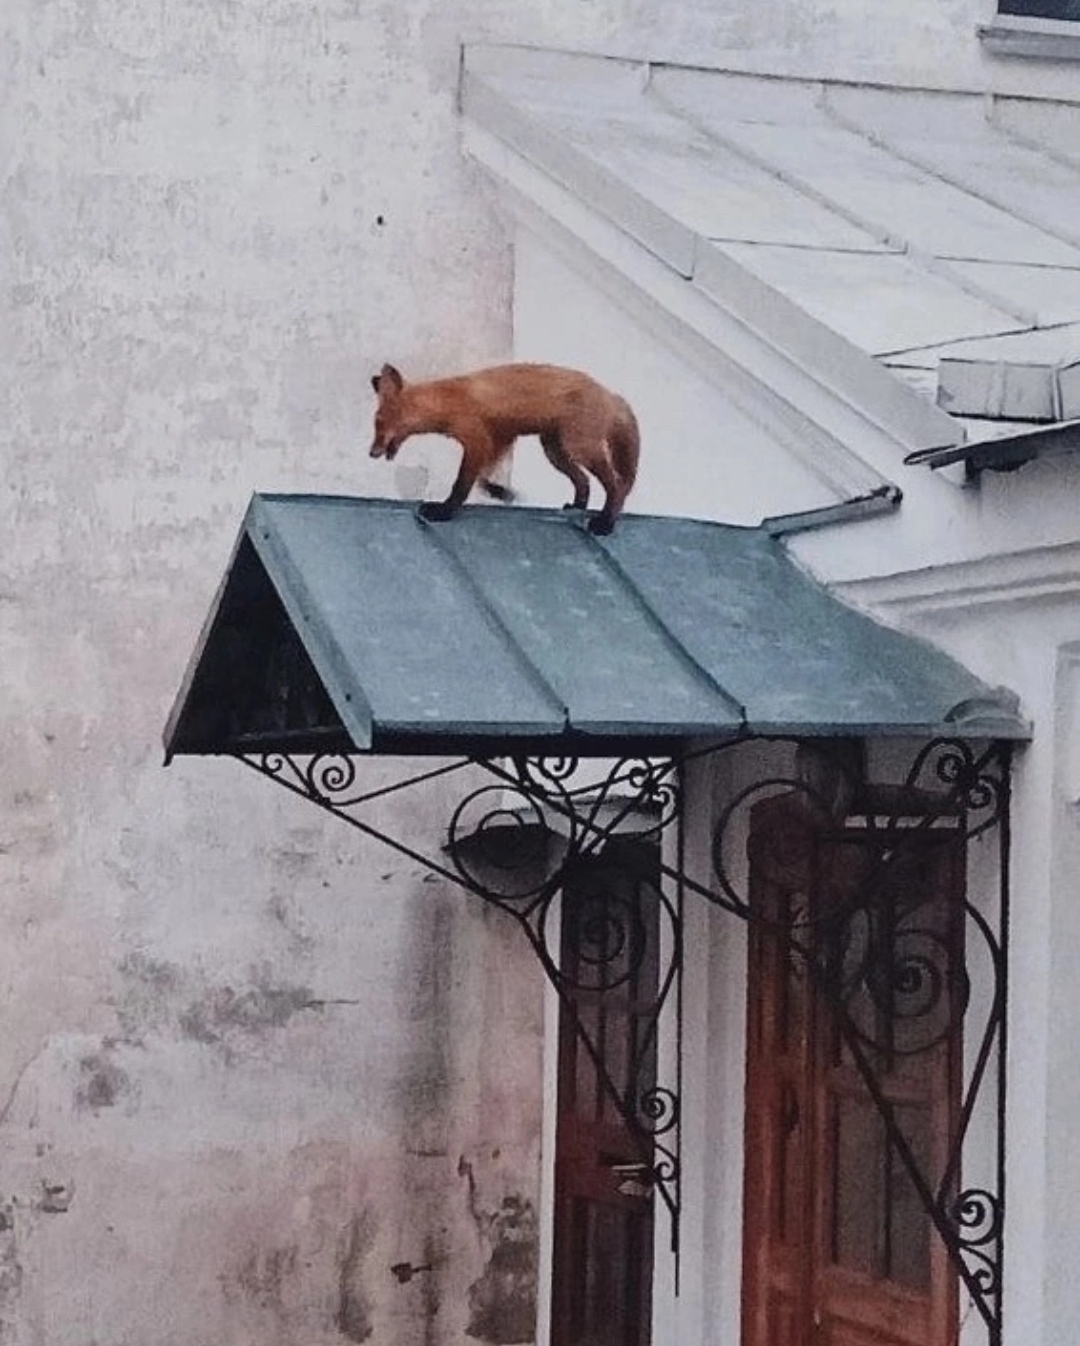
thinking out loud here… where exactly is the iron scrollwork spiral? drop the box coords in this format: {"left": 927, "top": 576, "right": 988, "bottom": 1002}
{"left": 637, "top": 1085, "right": 679, "bottom": 1137}
{"left": 948, "top": 1189, "right": 1002, "bottom": 1300}
{"left": 255, "top": 751, "right": 360, "bottom": 807}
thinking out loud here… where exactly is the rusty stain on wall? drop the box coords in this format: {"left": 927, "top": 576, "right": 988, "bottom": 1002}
{"left": 114, "top": 951, "right": 320, "bottom": 1058}
{"left": 235, "top": 1242, "right": 300, "bottom": 1315}
{"left": 113, "top": 952, "right": 183, "bottom": 1044}
{"left": 391, "top": 897, "right": 454, "bottom": 1123}
{"left": 462, "top": 1172, "right": 538, "bottom": 1346}
{"left": 0, "top": 1205, "right": 21, "bottom": 1342}
{"left": 74, "top": 1048, "right": 133, "bottom": 1114}
{"left": 335, "top": 1211, "right": 376, "bottom": 1343}
{"left": 178, "top": 977, "right": 315, "bottom": 1048}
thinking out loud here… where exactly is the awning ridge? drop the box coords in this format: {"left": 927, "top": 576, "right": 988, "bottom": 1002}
{"left": 416, "top": 510, "right": 573, "bottom": 732}
{"left": 584, "top": 523, "right": 749, "bottom": 728}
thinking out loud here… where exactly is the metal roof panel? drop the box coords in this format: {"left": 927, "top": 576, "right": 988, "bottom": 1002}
{"left": 428, "top": 509, "right": 744, "bottom": 733}
{"left": 715, "top": 244, "right": 1021, "bottom": 356}
{"left": 697, "top": 120, "right": 1080, "bottom": 268}
{"left": 249, "top": 495, "right": 569, "bottom": 740}
{"left": 463, "top": 48, "right": 1080, "bottom": 428}
{"left": 599, "top": 516, "right": 1018, "bottom": 735}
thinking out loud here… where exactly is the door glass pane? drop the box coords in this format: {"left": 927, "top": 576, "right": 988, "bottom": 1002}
{"left": 999, "top": 0, "right": 1080, "bottom": 17}
{"left": 832, "top": 1092, "right": 882, "bottom": 1276}
{"left": 888, "top": 1106, "right": 932, "bottom": 1291}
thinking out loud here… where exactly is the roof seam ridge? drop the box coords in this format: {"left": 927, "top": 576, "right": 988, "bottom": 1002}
{"left": 988, "top": 99, "right": 1080, "bottom": 175}
{"left": 650, "top": 81, "right": 1037, "bottom": 327}
{"left": 416, "top": 512, "right": 572, "bottom": 727}
{"left": 649, "top": 83, "right": 1043, "bottom": 331}
{"left": 582, "top": 527, "right": 748, "bottom": 727}
{"left": 821, "top": 97, "right": 1080, "bottom": 259}
{"left": 645, "top": 82, "right": 902, "bottom": 254}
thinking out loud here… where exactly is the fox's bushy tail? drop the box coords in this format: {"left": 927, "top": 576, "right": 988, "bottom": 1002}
{"left": 610, "top": 398, "right": 640, "bottom": 493}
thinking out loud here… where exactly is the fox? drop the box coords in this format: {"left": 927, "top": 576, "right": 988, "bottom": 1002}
{"left": 369, "top": 362, "right": 640, "bottom": 535}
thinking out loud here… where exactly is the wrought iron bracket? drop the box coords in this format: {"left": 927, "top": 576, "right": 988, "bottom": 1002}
{"left": 239, "top": 750, "right": 686, "bottom": 1252}
{"left": 236, "top": 735, "right": 1010, "bottom": 1344}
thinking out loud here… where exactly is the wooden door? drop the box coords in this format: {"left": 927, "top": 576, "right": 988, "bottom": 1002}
{"left": 743, "top": 798, "right": 962, "bottom": 1346}
{"left": 550, "top": 837, "right": 659, "bottom": 1346}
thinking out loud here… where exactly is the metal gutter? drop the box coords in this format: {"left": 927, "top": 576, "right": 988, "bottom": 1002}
{"left": 763, "top": 484, "right": 903, "bottom": 536}
{"left": 905, "top": 418, "right": 1080, "bottom": 472}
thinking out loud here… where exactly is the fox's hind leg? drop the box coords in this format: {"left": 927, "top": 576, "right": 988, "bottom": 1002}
{"left": 583, "top": 447, "right": 631, "bottom": 536}
{"left": 541, "top": 432, "right": 590, "bottom": 511}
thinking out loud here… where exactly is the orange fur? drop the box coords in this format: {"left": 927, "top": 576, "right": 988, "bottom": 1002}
{"left": 369, "top": 362, "right": 640, "bottom": 534}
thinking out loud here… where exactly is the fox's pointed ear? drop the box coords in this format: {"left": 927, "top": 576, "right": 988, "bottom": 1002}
{"left": 371, "top": 373, "right": 382, "bottom": 394}
{"left": 379, "top": 363, "right": 404, "bottom": 393}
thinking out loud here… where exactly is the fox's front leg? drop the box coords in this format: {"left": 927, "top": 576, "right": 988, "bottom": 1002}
{"left": 418, "top": 431, "right": 505, "bottom": 522}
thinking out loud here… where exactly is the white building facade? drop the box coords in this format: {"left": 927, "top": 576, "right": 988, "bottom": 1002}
{"left": 458, "top": 28, "right": 1080, "bottom": 1346}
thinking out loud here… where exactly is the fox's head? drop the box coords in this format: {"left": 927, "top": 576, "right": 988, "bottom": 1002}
{"left": 369, "top": 363, "right": 406, "bottom": 459}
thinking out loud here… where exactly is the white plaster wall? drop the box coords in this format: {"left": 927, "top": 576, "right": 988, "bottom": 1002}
{"left": 794, "top": 451, "right": 1080, "bottom": 587}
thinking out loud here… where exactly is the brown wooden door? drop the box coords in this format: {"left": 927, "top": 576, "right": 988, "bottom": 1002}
{"left": 550, "top": 838, "right": 658, "bottom": 1346}
{"left": 743, "top": 799, "right": 962, "bottom": 1346}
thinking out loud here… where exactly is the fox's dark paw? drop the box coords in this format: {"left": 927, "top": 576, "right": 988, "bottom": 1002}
{"left": 417, "top": 501, "right": 456, "bottom": 523}
{"left": 587, "top": 513, "right": 615, "bottom": 536}
{"left": 562, "top": 501, "right": 588, "bottom": 512}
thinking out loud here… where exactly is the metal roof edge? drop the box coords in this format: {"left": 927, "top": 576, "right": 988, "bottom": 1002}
{"left": 763, "top": 484, "right": 903, "bottom": 536}
{"left": 692, "top": 243, "right": 959, "bottom": 452}
{"left": 162, "top": 526, "right": 248, "bottom": 764}
{"left": 461, "top": 41, "right": 994, "bottom": 98}
{"left": 244, "top": 494, "right": 376, "bottom": 750}
{"left": 750, "top": 717, "right": 1030, "bottom": 740}
{"left": 943, "top": 691, "right": 1031, "bottom": 740}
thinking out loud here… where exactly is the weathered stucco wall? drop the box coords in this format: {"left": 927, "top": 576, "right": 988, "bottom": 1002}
{"left": 0, "top": 0, "right": 606, "bottom": 1341}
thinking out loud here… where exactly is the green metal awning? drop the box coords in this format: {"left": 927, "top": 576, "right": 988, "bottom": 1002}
{"left": 164, "top": 494, "right": 1028, "bottom": 760}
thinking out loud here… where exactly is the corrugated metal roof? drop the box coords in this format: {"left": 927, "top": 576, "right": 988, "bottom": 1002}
{"left": 164, "top": 495, "right": 1028, "bottom": 760}
{"left": 462, "top": 47, "right": 1080, "bottom": 454}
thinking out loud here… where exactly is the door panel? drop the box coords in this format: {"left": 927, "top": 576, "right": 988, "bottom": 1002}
{"left": 743, "top": 798, "right": 962, "bottom": 1346}
{"left": 551, "top": 838, "right": 659, "bottom": 1346}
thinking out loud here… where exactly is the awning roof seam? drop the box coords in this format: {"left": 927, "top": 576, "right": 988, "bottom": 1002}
{"left": 416, "top": 511, "right": 573, "bottom": 730}
{"left": 585, "top": 527, "right": 749, "bottom": 726}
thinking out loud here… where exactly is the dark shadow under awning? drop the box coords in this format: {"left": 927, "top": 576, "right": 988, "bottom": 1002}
{"left": 164, "top": 494, "right": 1028, "bottom": 760}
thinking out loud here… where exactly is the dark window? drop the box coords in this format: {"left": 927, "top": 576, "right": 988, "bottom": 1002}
{"left": 999, "top": 0, "right": 1080, "bottom": 18}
